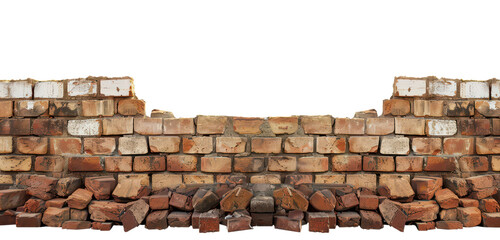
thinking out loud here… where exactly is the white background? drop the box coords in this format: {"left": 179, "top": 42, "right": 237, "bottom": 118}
{"left": 1, "top": 0, "right": 499, "bottom": 239}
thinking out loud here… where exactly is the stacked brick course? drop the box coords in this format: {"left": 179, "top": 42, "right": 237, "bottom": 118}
{"left": 0, "top": 76, "right": 499, "bottom": 232}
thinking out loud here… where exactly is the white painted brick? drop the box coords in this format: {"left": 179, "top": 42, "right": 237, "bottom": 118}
{"left": 34, "top": 81, "right": 64, "bottom": 98}
{"left": 0, "top": 81, "right": 32, "bottom": 99}
{"left": 68, "top": 119, "right": 101, "bottom": 136}
{"left": 100, "top": 79, "right": 132, "bottom": 97}
{"left": 380, "top": 136, "right": 410, "bottom": 155}
{"left": 460, "top": 81, "right": 489, "bottom": 99}
{"left": 394, "top": 79, "right": 427, "bottom": 97}
{"left": 491, "top": 80, "right": 500, "bottom": 99}
{"left": 67, "top": 80, "right": 97, "bottom": 97}
{"left": 426, "top": 119, "right": 457, "bottom": 136}
{"left": 429, "top": 79, "right": 457, "bottom": 97}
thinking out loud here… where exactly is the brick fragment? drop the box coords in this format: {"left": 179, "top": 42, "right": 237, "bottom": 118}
{"left": 383, "top": 99, "right": 410, "bottom": 116}
{"left": 0, "top": 101, "right": 13, "bottom": 118}
{"left": 16, "top": 212, "right": 42, "bottom": 227}
{"left": 199, "top": 211, "right": 220, "bottom": 233}
{"left": 62, "top": 220, "right": 91, "bottom": 229}
{"left": 32, "top": 119, "right": 64, "bottom": 136}
{"left": 479, "top": 198, "right": 500, "bottom": 213}
{"left": 335, "top": 191, "right": 358, "bottom": 211}
{"left": 55, "top": 177, "right": 81, "bottom": 197}
{"left": 400, "top": 200, "right": 439, "bottom": 222}
{"left": 233, "top": 117, "right": 264, "bottom": 134}
{"left": 220, "top": 187, "right": 253, "bottom": 212}
{"left": 120, "top": 199, "right": 149, "bottom": 232}
{"left": 273, "top": 187, "right": 308, "bottom": 211}
{"left": 192, "top": 189, "right": 219, "bottom": 212}
{"left": 336, "top": 211, "right": 360, "bottom": 227}
{"left": 169, "top": 192, "right": 192, "bottom": 211}
{"left": 457, "top": 207, "right": 481, "bottom": 227}
{"left": 85, "top": 176, "right": 116, "bottom": 200}
{"left": 378, "top": 199, "right": 407, "bottom": 232}
{"left": 395, "top": 118, "right": 425, "bottom": 135}
{"left": 67, "top": 189, "right": 93, "bottom": 210}
{"left": 416, "top": 221, "right": 435, "bottom": 231}
{"left": 359, "top": 195, "right": 379, "bottom": 210}
{"left": 145, "top": 210, "right": 169, "bottom": 230}
{"left": 88, "top": 201, "right": 126, "bottom": 222}
{"left": 102, "top": 118, "right": 133, "bottom": 135}
{"left": 439, "top": 208, "right": 457, "bottom": 221}
{"left": 23, "top": 198, "right": 46, "bottom": 213}
{"left": 0, "top": 189, "right": 27, "bottom": 211}
{"left": 112, "top": 178, "right": 150, "bottom": 201}
{"left": 310, "top": 189, "right": 336, "bottom": 211}
{"left": 250, "top": 196, "right": 274, "bottom": 213}
{"left": 359, "top": 210, "right": 383, "bottom": 229}
{"left": 14, "top": 100, "right": 49, "bottom": 116}
{"left": 379, "top": 176, "right": 415, "bottom": 202}
{"left": 227, "top": 214, "right": 252, "bottom": 232}
{"left": 435, "top": 188, "right": 459, "bottom": 209}
{"left": 436, "top": 220, "right": 463, "bottom": 229}
{"left": 42, "top": 207, "right": 70, "bottom": 227}
{"left": 196, "top": 116, "right": 227, "bottom": 134}
{"left": 307, "top": 212, "right": 329, "bottom": 232}
{"left": 274, "top": 216, "right": 301, "bottom": 232}
{"left": 444, "top": 177, "right": 469, "bottom": 197}
{"left": 49, "top": 101, "right": 79, "bottom": 117}
{"left": 482, "top": 212, "right": 500, "bottom": 227}
{"left": 460, "top": 198, "right": 479, "bottom": 207}
{"left": 167, "top": 211, "right": 192, "bottom": 227}
{"left": 300, "top": 115, "right": 332, "bottom": 134}
{"left": 411, "top": 176, "right": 442, "bottom": 200}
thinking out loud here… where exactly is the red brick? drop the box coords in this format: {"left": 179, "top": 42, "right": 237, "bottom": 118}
{"left": 476, "top": 137, "right": 500, "bottom": 154}
{"left": 337, "top": 211, "right": 361, "bottom": 227}
{"left": 0, "top": 119, "right": 31, "bottom": 135}
{"left": 216, "top": 137, "right": 247, "bottom": 153}
{"left": 395, "top": 156, "right": 423, "bottom": 172}
{"left": 284, "top": 137, "right": 313, "bottom": 153}
{"left": 234, "top": 157, "right": 265, "bottom": 173}
{"left": 443, "top": 138, "right": 474, "bottom": 155}
{"left": 182, "top": 137, "right": 213, "bottom": 154}
{"left": 32, "top": 119, "right": 64, "bottom": 136}
{"left": 435, "top": 220, "right": 463, "bottom": 229}
{"left": 0, "top": 101, "right": 13, "bottom": 118}
{"left": 196, "top": 116, "right": 227, "bottom": 134}
{"left": 493, "top": 119, "right": 500, "bottom": 135}
{"left": 67, "top": 189, "right": 93, "bottom": 209}
{"left": 411, "top": 176, "right": 442, "bottom": 200}
{"left": 42, "top": 207, "right": 70, "bottom": 227}
{"left": 84, "top": 138, "right": 115, "bottom": 155}
{"left": 145, "top": 210, "right": 168, "bottom": 230}
{"left": 104, "top": 156, "right": 132, "bottom": 172}
{"left": 348, "top": 136, "right": 379, "bottom": 153}
{"left": 233, "top": 117, "right": 264, "bottom": 134}
{"left": 316, "top": 136, "right": 346, "bottom": 153}
{"left": 395, "top": 118, "right": 425, "bottom": 135}
{"left": 458, "top": 156, "right": 488, "bottom": 172}
{"left": 34, "top": 156, "right": 64, "bottom": 172}
{"left": 413, "top": 100, "right": 444, "bottom": 117}
{"left": 268, "top": 156, "right": 296, "bottom": 172}
{"left": 16, "top": 212, "right": 42, "bottom": 227}
{"left": 298, "top": 157, "right": 328, "bottom": 172}
{"left": 68, "top": 157, "right": 103, "bottom": 172}
{"left": 459, "top": 119, "right": 491, "bottom": 136}
{"left": 301, "top": 116, "right": 333, "bottom": 134}
{"left": 435, "top": 188, "right": 459, "bottom": 209}
{"left": 425, "top": 157, "right": 457, "bottom": 171}
{"left": 307, "top": 212, "right": 330, "bottom": 232}
{"left": 85, "top": 176, "right": 116, "bottom": 200}
{"left": 62, "top": 220, "right": 91, "bottom": 230}
{"left": 16, "top": 137, "right": 48, "bottom": 154}
{"left": 479, "top": 198, "right": 500, "bottom": 213}
{"left": 167, "top": 155, "right": 197, "bottom": 172}
{"left": 23, "top": 198, "right": 45, "bottom": 213}
{"left": 149, "top": 195, "right": 170, "bottom": 210}
{"left": 285, "top": 174, "right": 313, "bottom": 185}
{"left": 416, "top": 221, "right": 435, "bottom": 231}
{"left": 117, "top": 99, "right": 145, "bottom": 116}
{"left": 81, "top": 99, "right": 113, "bottom": 117}
{"left": 14, "top": 100, "right": 49, "bottom": 117}
{"left": 457, "top": 207, "right": 481, "bottom": 227}
{"left": 359, "top": 210, "right": 383, "bottom": 229}
{"left": 359, "top": 195, "right": 379, "bottom": 210}
{"left": 334, "top": 118, "right": 365, "bottom": 135}
{"left": 383, "top": 99, "right": 410, "bottom": 116}
{"left": 102, "top": 118, "right": 133, "bottom": 135}
{"left": 332, "top": 155, "right": 362, "bottom": 171}
{"left": 363, "top": 156, "right": 395, "bottom": 172}
{"left": 309, "top": 190, "right": 336, "bottom": 211}
{"left": 227, "top": 215, "right": 252, "bottom": 232}
{"left": 268, "top": 116, "right": 298, "bottom": 134}
{"left": 366, "top": 118, "right": 394, "bottom": 135}
{"left": 149, "top": 136, "right": 180, "bottom": 153}
{"left": 482, "top": 212, "right": 500, "bottom": 227}
{"left": 49, "top": 138, "right": 82, "bottom": 155}
{"left": 163, "top": 118, "right": 195, "bottom": 135}
{"left": 201, "top": 157, "right": 231, "bottom": 173}
{"left": 251, "top": 137, "right": 281, "bottom": 153}
{"left": 412, "top": 137, "right": 441, "bottom": 155}
{"left": 199, "top": 211, "right": 220, "bottom": 233}
{"left": 134, "top": 118, "right": 162, "bottom": 135}
{"left": 133, "top": 156, "right": 165, "bottom": 172}
{"left": 273, "top": 187, "right": 308, "bottom": 211}
{"left": 459, "top": 198, "right": 479, "bottom": 207}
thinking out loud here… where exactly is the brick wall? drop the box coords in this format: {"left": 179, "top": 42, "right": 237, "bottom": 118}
{"left": 0, "top": 76, "right": 499, "bottom": 191}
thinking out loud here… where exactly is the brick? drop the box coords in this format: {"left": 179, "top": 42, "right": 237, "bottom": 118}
{"left": 268, "top": 116, "right": 298, "bottom": 134}
{"left": 200, "top": 157, "right": 231, "bottom": 173}
{"left": 337, "top": 211, "right": 360, "bottom": 227}
{"left": 446, "top": 101, "right": 474, "bottom": 117}
{"left": 14, "top": 100, "right": 49, "bottom": 116}
{"left": 274, "top": 216, "right": 301, "bottom": 232}
{"left": 444, "top": 177, "right": 469, "bottom": 197}
{"left": 301, "top": 115, "right": 333, "bottom": 134}
{"left": 436, "top": 220, "right": 463, "bottom": 229}
{"left": 62, "top": 220, "right": 91, "bottom": 230}
{"left": 183, "top": 174, "right": 214, "bottom": 185}
{"left": 0, "top": 101, "right": 13, "bottom": 117}
{"left": 232, "top": 117, "right": 264, "bottom": 134}
{"left": 251, "top": 213, "right": 273, "bottom": 226}
{"left": 227, "top": 214, "right": 252, "bottom": 232}
{"left": 45, "top": 198, "right": 66, "bottom": 208}
{"left": 67, "top": 119, "right": 102, "bottom": 136}
{"left": 249, "top": 174, "right": 280, "bottom": 184}
{"left": 395, "top": 156, "right": 423, "bottom": 172}
{"left": 316, "top": 136, "right": 346, "bottom": 153}
{"left": 149, "top": 136, "right": 180, "bottom": 153}
{"left": 298, "top": 157, "right": 328, "bottom": 172}
{"left": 395, "top": 118, "right": 425, "bottom": 135}
{"left": 0, "top": 119, "right": 31, "bottom": 135}
{"left": 435, "top": 188, "right": 459, "bottom": 209}
{"left": 380, "top": 136, "right": 409, "bottom": 155}
{"left": 169, "top": 192, "right": 192, "bottom": 211}
{"left": 379, "top": 176, "right": 415, "bottom": 201}
{"left": 134, "top": 156, "right": 165, "bottom": 172}
{"left": 466, "top": 175, "right": 494, "bottom": 191}
{"left": 42, "top": 207, "right": 70, "bottom": 227}
{"left": 67, "top": 189, "right": 93, "bottom": 209}
{"left": 167, "top": 211, "right": 192, "bottom": 227}
{"left": 120, "top": 199, "right": 149, "bottom": 232}
{"left": 81, "top": 100, "right": 113, "bottom": 117}
{"left": 412, "top": 137, "right": 441, "bottom": 155}
{"left": 443, "top": 137, "right": 474, "bottom": 155}
{"left": 68, "top": 157, "right": 103, "bottom": 171}
{"left": 163, "top": 118, "right": 195, "bottom": 135}
{"left": 216, "top": 137, "right": 247, "bottom": 153}
{"left": 414, "top": 100, "right": 444, "bottom": 117}
{"left": 479, "top": 198, "right": 500, "bottom": 213}
{"left": 100, "top": 78, "right": 133, "bottom": 96}
{"left": 411, "top": 176, "right": 442, "bottom": 200}
{"left": 425, "top": 157, "right": 457, "bottom": 171}
{"left": 401, "top": 201, "right": 439, "bottom": 222}
{"left": 34, "top": 81, "right": 63, "bottom": 98}
{"left": 346, "top": 174, "right": 376, "bottom": 191}
{"left": 251, "top": 137, "right": 281, "bottom": 153}
{"left": 134, "top": 118, "right": 162, "bottom": 135}
{"left": 16, "top": 212, "right": 42, "bottom": 227}
{"left": 307, "top": 212, "right": 330, "bottom": 232}
{"left": 482, "top": 212, "right": 500, "bottom": 227}
{"left": 334, "top": 118, "right": 365, "bottom": 135}
{"left": 166, "top": 155, "right": 197, "bottom": 172}
{"left": 250, "top": 196, "right": 274, "bottom": 213}
{"left": 198, "top": 211, "right": 219, "bottom": 233}
{"left": 363, "top": 156, "right": 394, "bottom": 172}
{"left": 284, "top": 137, "right": 313, "bottom": 153}
{"left": 460, "top": 81, "right": 489, "bottom": 98}
{"left": 378, "top": 199, "right": 407, "bottom": 232}
{"left": 268, "top": 156, "right": 296, "bottom": 172}
{"left": 460, "top": 198, "right": 479, "bottom": 207}
{"left": 460, "top": 119, "right": 491, "bottom": 136}
{"left": 25, "top": 175, "right": 57, "bottom": 200}
{"left": 117, "top": 99, "right": 145, "bottom": 116}
{"left": 0, "top": 137, "right": 12, "bottom": 154}
{"left": 70, "top": 208, "right": 88, "bottom": 221}
{"left": 492, "top": 80, "right": 500, "bottom": 99}
{"left": 458, "top": 156, "right": 488, "bottom": 172}
{"left": 83, "top": 137, "right": 115, "bottom": 155}
{"left": 0, "top": 156, "right": 31, "bottom": 171}
{"left": 112, "top": 178, "right": 150, "bottom": 200}
{"left": 55, "top": 177, "right": 81, "bottom": 197}
{"left": 149, "top": 195, "right": 169, "bottom": 210}
{"left": 359, "top": 195, "right": 378, "bottom": 210}
{"left": 429, "top": 79, "right": 457, "bottom": 97}
{"left": 416, "top": 221, "right": 435, "bottom": 231}
{"left": 439, "top": 208, "right": 457, "bottom": 221}
{"left": 0, "top": 189, "right": 28, "bottom": 210}
{"left": 331, "top": 155, "right": 362, "bottom": 171}
{"left": 88, "top": 201, "right": 126, "bottom": 222}
{"left": 32, "top": 119, "right": 64, "bottom": 136}
{"left": 285, "top": 174, "right": 312, "bottom": 185}
{"left": 475, "top": 101, "right": 500, "bottom": 117}
{"left": 193, "top": 189, "right": 219, "bottom": 212}
{"left": 383, "top": 99, "right": 410, "bottom": 116}
{"left": 118, "top": 136, "right": 148, "bottom": 155}
{"left": 85, "top": 176, "right": 116, "bottom": 200}
{"left": 457, "top": 207, "right": 481, "bottom": 227}
{"left": 67, "top": 79, "right": 97, "bottom": 97}
{"left": 34, "top": 156, "right": 64, "bottom": 172}
{"left": 273, "top": 187, "right": 308, "bottom": 211}
{"left": 394, "top": 78, "right": 426, "bottom": 97}
{"left": 152, "top": 173, "right": 181, "bottom": 191}
{"left": 359, "top": 210, "right": 383, "bottom": 229}
{"left": 493, "top": 156, "right": 500, "bottom": 171}
{"left": 0, "top": 80, "right": 32, "bottom": 99}
{"left": 315, "top": 174, "right": 345, "bottom": 184}
{"left": 182, "top": 137, "right": 213, "bottom": 154}
{"left": 145, "top": 210, "right": 169, "bottom": 230}
{"left": 426, "top": 119, "right": 457, "bottom": 136}
{"left": 366, "top": 118, "right": 394, "bottom": 135}
{"left": 49, "top": 101, "right": 79, "bottom": 117}
{"left": 234, "top": 157, "right": 265, "bottom": 172}
{"left": 104, "top": 156, "right": 132, "bottom": 172}
{"left": 349, "top": 136, "right": 379, "bottom": 153}
{"left": 309, "top": 189, "right": 335, "bottom": 211}
{"left": 220, "top": 187, "right": 253, "bottom": 212}
{"left": 102, "top": 118, "right": 133, "bottom": 135}
{"left": 196, "top": 115, "right": 227, "bottom": 134}
{"left": 0, "top": 175, "right": 13, "bottom": 184}
{"left": 476, "top": 137, "right": 500, "bottom": 154}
